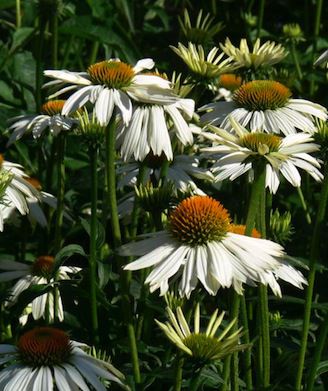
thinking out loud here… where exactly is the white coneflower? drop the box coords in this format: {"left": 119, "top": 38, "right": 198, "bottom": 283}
{"left": 7, "top": 100, "right": 75, "bottom": 146}
{"left": 200, "top": 80, "right": 328, "bottom": 135}
{"left": 201, "top": 117, "right": 323, "bottom": 193}
{"left": 156, "top": 303, "right": 245, "bottom": 363}
{"left": 214, "top": 73, "right": 243, "bottom": 102}
{"left": 44, "top": 58, "right": 179, "bottom": 126}
{"left": 0, "top": 327, "right": 126, "bottom": 390}
{"left": 1, "top": 177, "right": 59, "bottom": 229}
{"left": 229, "top": 224, "right": 306, "bottom": 297}
{"left": 314, "top": 49, "right": 328, "bottom": 67}
{"left": 170, "top": 42, "right": 236, "bottom": 82}
{"left": 220, "top": 38, "right": 287, "bottom": 69}
{"left": 120, "top": 195, "right": 301, "bottom": 297}
{"left": 0, "top": 256, "right": 80, "bottom": 322}
{"left": 118, "top": 98, "right": 194, "bottom": 161}
{"left": 117, "top": 153, "right": 213, "bottom": 196}
{"left": 0, "top": 155, "right": 39, "bottom": 231}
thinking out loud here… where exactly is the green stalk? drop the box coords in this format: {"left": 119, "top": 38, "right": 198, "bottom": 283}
{"left": 190, "top": 367, "right": 204, "bottom": 391}
{"left": 222, "top": 293, "right": 241, "bottom": 391}
{"left": 16, "top": 0, "right": 21, "bottom": 28}
{"left": 245, "top": 165, "right": 270, "bottom": 388}
{"left": 53, "top": 134, "right": 66, "bottom": 321}
{"left": 89, "top": 144, "right": 100, "bottom": 345}
{"left": 306, "top": 312, "right": 328, "bottom": 390}
{"left": 290, "top": 41, "right": 303, "bottom": 81}
{"left": 257, "top": 0, "right": 265, "bottom": 38}
{"left": 240, "top": 295, "right": 253, "bottom": 390}
{"left": 296, "top": 187, "right": 312, "bottom": 224}
{"left": 309, "top": 0, "right": 323, "bottom": 96}
{"left": 105, "top": 118, "right": 141, "bottom": 384}
{"left": 295, "top": 163, "right": 328, "bottom": 390}
{"left": 173, "top": 353, "right": 184, "bottom": 391}
{"left": 35, "top": 15, "right": 46, "bottom": 110}
{"left": 105, "top": 118, "right": 122, "bottom": 247}
{"left": 49, "top": 7, "right": 58, "bottom": 69}
{"left": 54, "top": 134, "right": 66, "bottom": 253}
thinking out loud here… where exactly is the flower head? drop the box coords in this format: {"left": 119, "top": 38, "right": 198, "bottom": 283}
{"left": 118, "top": 98, "right": 194, "bottom": 161}
{"left": 120, "top": 195, "right": 301, "bottom": 297}
{"left": 201, "top": 117, "right": 323, "bottom": 193}
{"left": 220, "top": 38, "right": 287, "bottom": 69}
{"left": 0, "top": 255, "right": 81, "bottom": 323}
{"left": 156, "top": 303, "right": 245, "bottom": 363}
{"left": 44, "top": 58, "right": 179, "bottom": 126}
{"left": 0, "top": 327, "right": 126, "bottom": 390}
{"left": 178, "top": 9, "right": 224, "bottom": 46}
{"left": 170, "top": 42, "right": 236, "bottom": 81}
{"left": 6, "top": 100, "right": 75, "bottom": 146}
{"left": 0, "top": 156, "right": 40, "bottom": 231}
{"left": 200, "top": 80, "right": 328, "bottom": 135}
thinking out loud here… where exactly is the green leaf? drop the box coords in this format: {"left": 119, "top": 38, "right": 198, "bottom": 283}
{"left": 54, "top": 244, "right": 86, "bottom": 270}
{"left": 80, "top": 217, "right": 105, "bottom": 249}
{"left": 9, "top": 27, "right": 35, "bottom": 54}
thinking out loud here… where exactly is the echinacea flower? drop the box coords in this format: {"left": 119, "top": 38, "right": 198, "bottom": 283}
{"left": 200, "top": 80, "right": 328, "bottom": 135}
{"left": 0, "top": 255, "right": 81, "bottom": 322}
{"left": 201, "top": 117, "right": 323, "bottom": 193}
{"left": 6, "top": 100, "right": 75, "bottom": 146}
{"left": 44, "top": 58, "right": 178, "bottom": 126}
{"left": 229, "top": 224, "right": 306, "bottom": 297}
{"left": 117, "top": 153, "right": 213, "bottom": 196}
{"left": 0, "top": 155, "right": 39, "bottom": 231}
{"left": 314, "top": 49, "right": 328, "bottom": 67}
{"left": 156, "top": 303, "right": 246, "bottom": 363}
{"left": 170, "top": 42, "right": 236, "bottom": 82}
{"left": 214, "top": 73, "right": 243, "bottom": 102}
{"left": 120, "top": 195, "right": 297, "bottom": 297}
{"left": 0, "top": 327, "right": 126, "bottom": 390}
{"left": 1, "top": 177, "right": 59, "bottom": 229}
{"left": 220, "top": 38, "right": 287, "bottom": 69}
{"left": 118, "top": 98, "right": 194, "bottom": 161}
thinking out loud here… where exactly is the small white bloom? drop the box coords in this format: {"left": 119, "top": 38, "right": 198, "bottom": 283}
{"left": 0, "top": 327, "right": 127, "bottom": 391}
{"left": 201, "top": 117, "right": 323, "bottom": 193}
{"left": 6, "top": 100, "right": 75, "bottom": 146}
{"left": 121, "top": 195, "right": 304, "bottom": 297}
{"left": 220, "top": 38, "right": 287, "bottom": 69}
{"left": 0, "top": 256, "right": 81, "bottom": 323}
{"left": 44, "top": 58, "right": 179, "bottom": 126}
{"left": 200, "top": 80, "right": 328, "bottom": 135}
{"left": 170, "top": 42, "right": 237, "bottom": 81}
{"left": 117, "top": 154, "right": 213, "bottom": 196}
{"left": 118, "top": 99, "right": 195, "bottom": 161}
{"left": 0, "top": 156, "right": 40, "bottom": 231}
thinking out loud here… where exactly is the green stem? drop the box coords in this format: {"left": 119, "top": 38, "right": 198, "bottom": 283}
{"left": 246, "top": 165, "right": 269, "bottom": 388}
{"left": 240, "top": 295, "right": 253, "bottom": 390}
{"left": 296, "top": 187, "right": 312, "bottom": 224}
{"left": 105, "top": 118, "right": 122, "bottom": 248}
{"left": 295, "top": 163, "right": 328, "bottom": 390}
{"left": 222, "top": 292, "right": 241, "bottom": 391}
{"left": 173, "top": 353, "right": 184, "bottom": 391}
{"left": 309, "top": 0, "right": 323, "bottom": 95}
{"left": 35, "top": 16, "right": 46, "bottom": 110}
{"left": 306, "top": 312, "right": 328, "bottom": 390}
{"left": 105, "top": 118, "right": 141, "bottom": 384}
{"left": 89, "top": 145, "right": 100, "bottom": 345}
{"left": 257, "top": 0, "right": 265, "bottom": 38}
{"left": 16, "top": 0, "right": 21, "bottom": 28}
{"left": 89, "top": 41, "right": 100, "bottom": 66}
{"left": 190, "top": 367, "right": 204, "bottom": 391}
{"left": 49, "top": 8, "right": 58, "bottom": 69}
{"left": 53, "top": 134, "right": 66, "bottom": 321}
{"left": 291, "top": 41, "right": 303, "bottom": 81}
